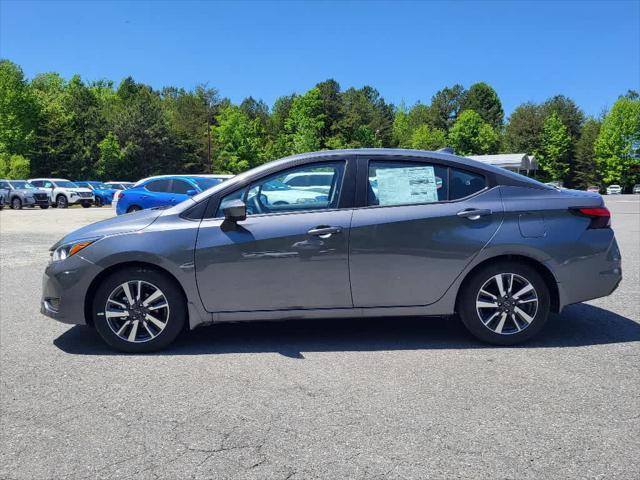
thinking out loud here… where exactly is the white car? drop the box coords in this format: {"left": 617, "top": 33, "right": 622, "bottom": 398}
{"left": 250, "top": 179, "right": 329, "bottom": 206}
{"left": 606, "top": 184, "right": 623, "bottom": 195}
{"left": 28, "top": 178, "right": 94, "bottom": 208}
{"left": 282, "top": 171, "right": 334, "bottom": 194}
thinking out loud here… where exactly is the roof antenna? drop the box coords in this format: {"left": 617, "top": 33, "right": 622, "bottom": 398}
{"left": 437, "top": 147, "right": 455, "bottom": 154}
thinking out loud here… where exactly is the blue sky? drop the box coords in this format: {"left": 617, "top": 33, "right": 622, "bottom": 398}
{"left": 1, "top": 0, "right": 638, "bottom": 117}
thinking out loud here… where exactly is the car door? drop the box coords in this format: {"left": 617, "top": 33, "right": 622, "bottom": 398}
{"left": 195, "top": 160, "right": 355, "bottom": 312}
{"left": 349, "top": 157, "right": 504, "bottom": 308}
{"left": 168, "top": 179, "right": 194, "bottom": 205}
{"left": 142, "top": 179, "right": 173, "bottom": 208}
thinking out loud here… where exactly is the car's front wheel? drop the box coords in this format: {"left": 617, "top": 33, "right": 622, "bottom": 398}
{"left": 92, "top": 266, "right": 186, "bottom": 352}
{"left": 11, "top": 197, "right": 22, "bottom": 210}
{"left": 56, "top": 195, "right": 68, "bottom": 208}
{"left": 94, "top": 197, "right": 103, "bottom": 207}
{"left": 457, "top": 261, "right": 550, "bottom": 345}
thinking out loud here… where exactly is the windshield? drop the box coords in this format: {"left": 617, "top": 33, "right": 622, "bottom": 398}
{"left": 56, "top": 181, "right": 79, "bottom": 188}
{"left": 191, "top": 177, "right": 224, "bottom": 190}
{"left": 92, "top": 183, "right": 110, "bottom": 189}
{"left": 9, "top": 181, "right": 36, "bottom": 189}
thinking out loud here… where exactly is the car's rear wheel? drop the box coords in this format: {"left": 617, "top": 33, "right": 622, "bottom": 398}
{"left": 127, "top": 205, "right": 142, "bottom": 213}
{"left": 11, "top": 197, "right": 22, "bottom": 210}
{"left": 39, "top": 205, "right": 49, "bottom": 209}
{"left": 92, "top": 267, "right": 186, "bottom": 353}
{"left": 56, "top": 195, "right": 68, "bottom": 208}
{"left": 457, "top": 261, "right": 550, "bottom": 345}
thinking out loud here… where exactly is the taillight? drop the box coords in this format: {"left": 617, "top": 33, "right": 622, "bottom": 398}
{"left": 571, "top": 207, "right": 611, "bottom": 229}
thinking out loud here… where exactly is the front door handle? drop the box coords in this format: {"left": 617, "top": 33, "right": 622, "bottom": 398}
{"left": 308, "top": 226, "right": 342, "bottom": 237}
{"left": 457, "top": 208, "right": 492, "bottom": 220}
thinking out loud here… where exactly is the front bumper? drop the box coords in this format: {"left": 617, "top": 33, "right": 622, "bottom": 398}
{"left": 40, "top": 255, "right": 103, "bottom": 325}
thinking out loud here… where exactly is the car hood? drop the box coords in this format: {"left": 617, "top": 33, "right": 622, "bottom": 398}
{"left": 52, "top": 208, "right": 164, "bottom": 249}
{"left": 94, "top": 188, "right": 116, "bottom": 196}
{"left": 69, "top": 188, "right": 93, "bottom": 194}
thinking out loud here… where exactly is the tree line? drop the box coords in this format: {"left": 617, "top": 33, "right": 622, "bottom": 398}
{"left": 1, "top": 59, "right": 639, "bottom": 188}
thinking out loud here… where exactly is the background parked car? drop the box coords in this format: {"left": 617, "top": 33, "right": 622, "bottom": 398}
{"left": 0, "top": 179, "right": 50, "bottom": 209}
{"left": 0, "top": 182, "right": 7, "bottom": 210}
{"left": 606, "top": 184, "right": 623, "bottom": 195}
{"left": 116, "top": 175, "right": 231, "bottom": 215}
{"left": 74, "top": 181, "right": 117, "bottom": 207}
{"left": 28, "top": 178, "right": 94, "bottom": 208}
{"left": 105, "top": 181, "right": 134, "bottom": 190}
{"left": 633, "top": 184, "right": 640, "bottom": 194}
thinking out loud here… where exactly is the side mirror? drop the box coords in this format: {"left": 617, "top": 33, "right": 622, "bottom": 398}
{"left": 186, "top": 189, "right": 197, "bottom": 196}
{"left": 223, "top": 199, "right": 247, "bottom": 222}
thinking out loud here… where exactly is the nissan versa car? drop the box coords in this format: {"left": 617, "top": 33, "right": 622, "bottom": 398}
{"left": 41, "top": 149, "right": 621, "bottom": 352}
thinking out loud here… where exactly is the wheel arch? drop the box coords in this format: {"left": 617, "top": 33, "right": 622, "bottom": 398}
{"left": 455, "top": 254, "right": 560, "bottom": 313}
{"left": 83, "top": 261, "right": 189, "bottom": 327}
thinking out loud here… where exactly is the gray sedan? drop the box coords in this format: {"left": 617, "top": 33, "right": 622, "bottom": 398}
{"left": 40, "top": 149, "right": 622, "bottom": 352}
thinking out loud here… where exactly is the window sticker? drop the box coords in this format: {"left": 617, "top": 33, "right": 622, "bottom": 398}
{"left": 375, "top": 166, "right": 439, "bottom": 205}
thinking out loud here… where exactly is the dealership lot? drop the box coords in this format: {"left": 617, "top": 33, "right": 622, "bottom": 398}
{"left": 1, "top": 197, "right": 638, "bottom": 479}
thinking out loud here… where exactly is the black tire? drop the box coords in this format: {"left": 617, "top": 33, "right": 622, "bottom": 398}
{"left": 56, "top": 195, "right": 68, "bottom": 208}
{"left": 457, "top": 261, "right": 550, "bottom": 345}
{"left": 127, "top": 205, "right": 142, "bottom": 213}
{"left": 11, "top": 197, "right": 22, "bottom": 210}
{"left": 81, "top": 202, "right": 91, "bottom": 208}
{"left": 95, "top": 196, "right": 103, "bottom": 207}
{"left": 40, "top": 205, "right": 49, "bottom": 209}
{"left": 92, "top": 266, "right": 187, "bottom": 353}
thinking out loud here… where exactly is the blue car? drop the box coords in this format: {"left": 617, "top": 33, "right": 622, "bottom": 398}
{"left": 75, "top": 181, "right": 117, "bottom": 207}
{"left": 116, "top": 175, "right": 230, "bottom": 215}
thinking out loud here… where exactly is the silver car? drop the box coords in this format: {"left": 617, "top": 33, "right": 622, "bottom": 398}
{"left": 41, "top": 149, "right": 622, "bottom": 352}
{"left": 0, "top": 179, "right": 51, "bottom": 209}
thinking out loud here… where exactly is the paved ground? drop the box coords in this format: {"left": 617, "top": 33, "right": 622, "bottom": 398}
{"left": 1, "top": 197, "right": 639, "bottom": 480}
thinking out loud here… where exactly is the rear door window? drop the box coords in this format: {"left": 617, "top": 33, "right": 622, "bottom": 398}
{"left": 170, "top": 179, "right": 193, "bottom": 194}
{"left": 449, "top": 168, "right": 486, "bottom": 200}
{"left": 367, "top": 161, "right": 448, "bottom": 206}
{"left": 145, "top": 179, "right": 171, "bottom": 192}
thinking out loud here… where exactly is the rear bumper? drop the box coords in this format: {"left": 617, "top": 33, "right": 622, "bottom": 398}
{"left": 553, "top": 233, "right": 622, "bottom": 310}
{"left": 41, "top": 255, "right": 103, "bottom": 325}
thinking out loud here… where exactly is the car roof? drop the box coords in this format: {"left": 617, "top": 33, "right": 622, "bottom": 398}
{"left": 134, "top": 174, "right": 233, "bottom": 187}
{"left": 28, "top": 178, "right": 72, "bottom": 182}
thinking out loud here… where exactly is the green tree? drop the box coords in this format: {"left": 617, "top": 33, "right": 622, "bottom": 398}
{"left": 285, "top": 87, "right": 325, "bottom": 153}
{"left": 410, "top": 125, "right": 447, "bottom": 150}
{"left": 337, "top": 86, "right": 394, "bottom": 147}
{"left": 461, "top": 82, "right": 504, "bottom": 129}
{"left": 0, "top": 153, "right": 30, "bottom": 179}
{"left": 594, "top": 97, "right": 640, "bottom": 187}
{"left": 447, "top": 110, "right": 499, "bottom": 155}
{"left": 536, "top": 112, "right": 572, "bottom": 181}
{"left": 96, "top": 132, "right": 125, "bottom": 179}
{"left": 542, "top": 95, "right": 584, "bottom": 141}
{"left": 574, "top": 118, "right": 601, "bottom": 188}
{"left": 504, "top": 102, "right": 545, "bottom": 154}
{"left": 212, "top": 104, "right": 264, "bottom": 173}
{"left": 0, "top": 60, "right": 38, "bottom": 156}
{"left": 392, "top": 102, "right": 412, "bottom": 147}
{"left": 428, "top": 84, "right": 466, "bottom": 131}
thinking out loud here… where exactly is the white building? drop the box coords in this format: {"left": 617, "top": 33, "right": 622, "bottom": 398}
{"left": 467, "top": 153, "right": 537, "bottom": 175}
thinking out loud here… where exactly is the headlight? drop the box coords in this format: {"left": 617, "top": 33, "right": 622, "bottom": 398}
{"left": 51, "top": 238, "right": 100, "bottom": 262}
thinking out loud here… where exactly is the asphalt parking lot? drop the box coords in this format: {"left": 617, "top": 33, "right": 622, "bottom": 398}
{"left": 1, "top": 196, "right": 639, "bottom": 480}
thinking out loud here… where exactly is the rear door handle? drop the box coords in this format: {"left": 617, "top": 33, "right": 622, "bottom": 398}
{"left": 308, "top": 226, "right": 342, "bottom": 237}
{"left": 457, "top": 208, "right": 492, "bottom": 220}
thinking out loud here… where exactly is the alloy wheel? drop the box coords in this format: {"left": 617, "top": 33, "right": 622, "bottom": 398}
{"left": 104, "top": 280, "right": 170, "bottom": 343}
{"left": 475, "top": 273, "right": 538, "bottom": 335}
